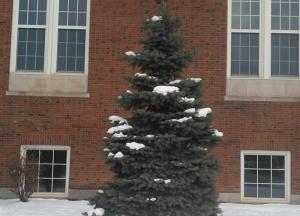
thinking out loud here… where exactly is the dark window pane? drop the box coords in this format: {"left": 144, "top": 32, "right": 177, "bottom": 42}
{"left": 38, "top": 0, "right": 47, "bottom": 11}
{"left": 26, "top": 56, "right": 35, "bottom": 70}
{"left": 57, "top": 57, "right": 66, "bottom": 71}
{"left": 241, "top": 47, "right": 250, "bottom": 60}
{"left": 232, "top": 16, "right": 240, "bottom": 29}
{"left": 20, "top": 0, "right": 28, "bottom": 10}
{"left": 240, "top": 61, "right": 250, "bottom": 74}
{"left": 26, "top": 150, "right": 39, "bottom": 163}
{"left": 59, "top": 12, "right": 68, "bottom": 26}
{"left": 69, "top": 0, "right": 78, "bottom": 11}
{"left": 76, "top": 58, "right": 84, "bottom": 71}
{"left": 251, "top": 16, "right": 259, "bottom": 29}
{"left": 28, "top": 29, "right": 37, "bottom": 41}
{"left": 53, "top": 179, "right": 66, "bottom": 193}
{"left": 258, "top": 155, "right": 271, "bottom": 169}
{"left": 68, "top": 12, "right": 77, "bottom": 25}
{"left": 39, "top": 179, "right": 52, "bottom": 192}
{"left": 37, "top": 12, "right": 46, "bottom": 25}
{"left": 258, "top": 170, "right": 271, "bottom": 183}
{"left": 272, "top": 185, "right": 285, "bottom": 198}
{"left": 244, "top": 184, "right": 257, "bottom": 198}
{"left": 68, "top": 31, "right": 76, "bottom": 43}
{"left": 78, "top": 13, "right": 86, "bottom": 26}
{"left": 39, "top": 165, "right": 52, "bottom": 178}
{"left": 67, "top": 44, "right": 76, "bottom": 57}
{"left": 36, "top": 57, "right": 44, "bottom": 70}
{"left": 29, "top": 0, "right": 38, "bottom": 10}
{"left": 17, "top": 42, "right": 27, "bottom": 55}
{"left": 231, "top": 61, "right": 239, "bottom": 75}
{"left": 231, "top": 47, "right": 239, "bottom": 60}
{"left": 78, "top": 0, "right": 87, "bottom": 12}
{"left": 245, "top": 155, "right": 257, "bottom": 168}
{"left": 245, "top": 170, "right": 257, "bottom": 183}
{"left": 232, "top": 33, "right": 240, "bottom": 46}
{"left": 232, "top": 2, "right": 240, "bottom": 15}
{"left": 77, "top": 44, "right": 85, "bottom": 57}
{"left": 250, "top": 61, "right": 259, "bottom": 75}
{"left": 59, "top": 0, "right": 68, "bottom": 11}
{"left": 37, "top": 29, "right": 45, "bottom": 41}
{"left": 53, "top": 165, "right": 66, "bottom": 178}
{"left": 40, "top": 150, "right": 53, "bottom": 163}
{"left": 251, "top": 2, "right": 259, "bottom": 15}
{"left": 54, "top": 151, "right": 67, "bottom": 163}
{"left": 19, "top": 12, "right": 28, "bottom": 25}
{"left": 250, "top": 47, "right": 258, "bottom": 60}
{"left": 258, "top": 184, "right": 271, "bottom": 198}
{"left": 77, "top": 31, "right": 86, "bottom": 43}
{"left": 272, "top": 62, "right": 279, "bottom": 75}
{"left": 17, "top": 56, "right": 26, "bottom": 70}
{"left": 27, "top": 42, "right": 36, "bottom": 55}
{"left": 58, "top": 43, "right": 67, "bottom": 56}
{"left": 18, "top": 29, "right": 27, "bottom": 41}
{"left": 58, "top": 30, "right": 67, "bottom": 42}
{"left": 67, "top": 57, "right": 76, "bottom": 71}
{"left": 28, "top": 11, "right": 37, "bottom": 25}
{"left": 273, "top": 170, "right": 285, "bottom": 184}
{"left": 272, "top": 3, "right": 280, "bottom": 16}
{"left": 272, "top": 156, "right": 285, "bottom": 169}
{"left": 36, "top": 43, "right": 45, "bottom": 56}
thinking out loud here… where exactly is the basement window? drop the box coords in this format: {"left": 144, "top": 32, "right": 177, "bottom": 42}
{"left": 241, "top": 151, "right": 290, "bottom": 203}
{"left": 21, "top": 145, "right": 70, "bottom": 197}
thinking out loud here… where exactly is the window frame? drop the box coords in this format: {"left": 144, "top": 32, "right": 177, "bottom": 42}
{"left": 240, "top": 150, "right": 291, "bottom": 203}
{"left": 227, "top": 0, "right": 300, "bottom": 79}
{"left": 20, "top": 145, "right": 71, "bottom": 198}
{"left": 10, "top": 0, "right": 91, "bottom": 75}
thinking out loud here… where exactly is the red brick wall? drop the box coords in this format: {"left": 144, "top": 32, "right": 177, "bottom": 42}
{"left": 0, "top": 0, "right": 300, "bottom": 195}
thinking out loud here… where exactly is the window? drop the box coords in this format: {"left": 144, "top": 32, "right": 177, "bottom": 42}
{"left": 229, "top": 0, "right": 300, "bottom": 77}
{"left": 21, "top": 146, "right": 70, "bottom": 196}
{"left": 17, "top": 0, "right": 47, "bottom": 71}
{"left": 230, "top": 0, "right": 260, "bottom": 76}
{"left": 226, "top": 0, "right": 300, "bottom": 101}
{"left": 241, "top": 151, "right": 290, "bottom": 202}
{"left": 8, "top": 0, "right": 90, "bottom": 97}
{"left": 12, "top": 0, "right": 89, "bottom": 73}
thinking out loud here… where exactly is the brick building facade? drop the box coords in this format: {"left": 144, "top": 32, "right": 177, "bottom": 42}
{"left": 0, "top": 0, "right": 300, "bottom": 203}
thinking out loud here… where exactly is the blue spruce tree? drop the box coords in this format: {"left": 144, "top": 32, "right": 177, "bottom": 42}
{"left": 89, "top": 3, "right": 223, "bottom": 216}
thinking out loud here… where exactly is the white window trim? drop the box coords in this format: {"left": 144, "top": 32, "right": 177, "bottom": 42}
{"left": 9, "top": 0, "right": 91, "bottom": 75}
{"left": 227, "top": 0, "right": 300, "bottom": 80}
{"left": 240, "top": 150, "right": 291, "bottom": 203}
{"left": 20, "top": 145, "right": 71, "bottom": 198}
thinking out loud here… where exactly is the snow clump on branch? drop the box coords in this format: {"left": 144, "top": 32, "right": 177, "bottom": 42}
{"left": 126, "top": 142, "right": 145, "bottom": 150}
{"left": 107, "top": 125, "right": 132, "bottom": 134}
{"left": 151, "top": 16, "right": 163, "bottom": 22}
{"left": 153, "top": 86, "right": 179, "bottom": 95}
{"left": 109, "top": 115, "right": 127, "bottom": 125}
{"left": 125, "top": 51, "right": 136, "bottom": 57}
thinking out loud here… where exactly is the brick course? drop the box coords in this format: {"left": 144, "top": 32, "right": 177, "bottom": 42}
{"left": 0, "top": 0, "right": 300, "bottom": 197}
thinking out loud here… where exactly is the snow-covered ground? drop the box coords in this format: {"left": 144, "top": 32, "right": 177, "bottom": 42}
{"left": 0, "top": 199, "right": 299, "bottom": 216}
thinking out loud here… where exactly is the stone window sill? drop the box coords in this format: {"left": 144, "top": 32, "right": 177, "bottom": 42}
{"left": 7, "top": 73, "right": 89, "bottom": 98}
{"left": 226, "top": 78, "right": 300, "bottom": 102}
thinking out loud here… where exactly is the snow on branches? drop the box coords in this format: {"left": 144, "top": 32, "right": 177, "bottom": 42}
{"left": 126, "top": 142, "right": 145, "bottom": 150}
{"left": 125, "top": 51, "right": 136, "bottom": 56}
{"left": 153, "top": 86, "right": 179, "bottom": 95}
{"left": 184, "top": 107, "right": 212, "bottom": 117}
{"left": 151, "top": 16, "right": 163, "bottom": 22}
{"left": 109, "top": 115, "right": 127, "bottom": 125}
{"left": 213, "top": 129, "right": 223, "bottom": 137}
{"left": 107, "top": 125, "right": 132, "bottom": 135}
